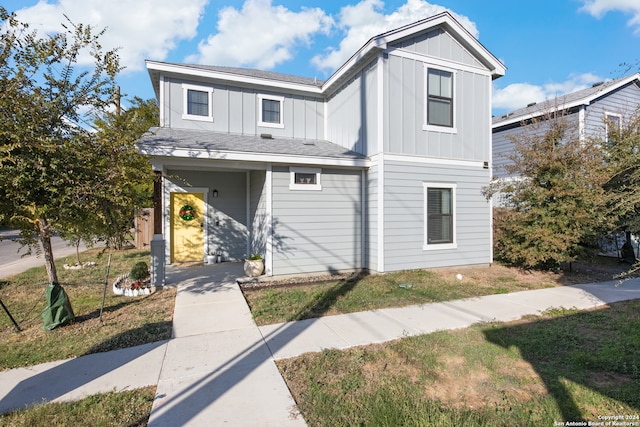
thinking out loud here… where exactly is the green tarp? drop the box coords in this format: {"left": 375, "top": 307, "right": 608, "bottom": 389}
{"left": 42, "top": 283, "right": 75, "bottom": 330}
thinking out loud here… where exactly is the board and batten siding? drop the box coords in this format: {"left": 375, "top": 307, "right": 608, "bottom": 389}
{"left": 326, "top": 60, "right": 378, "bottom": 156}
{"left": 162, "top": 77, "right": 325, "bottom": 139}
{"left": 365, "top": 165, "right": 379, "bottom": 271}
{"left": 390, "top": 27, "right": 484, "bottom": 69}
{"left": 271, "top": 166, "right": 363, "bottom": 275}
{"left": 385, "top": 54, "right": 491, "bottom": 161}
{"left": 382, "top": 159, "right": 491, "bottom": 271}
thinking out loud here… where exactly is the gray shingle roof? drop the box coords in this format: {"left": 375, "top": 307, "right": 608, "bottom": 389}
{"left": 493, "top": 74, "right": 640, "bottom": 127}
{"left": 157, "top": 62, "right": 324, "bottom": 88}
{"left": 138, "top": 127, "right": 366, "bottom": 161}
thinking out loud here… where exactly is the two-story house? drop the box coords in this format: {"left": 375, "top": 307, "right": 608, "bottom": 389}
{"left": 138, "top": 12, "right": 506, "bottom": 278}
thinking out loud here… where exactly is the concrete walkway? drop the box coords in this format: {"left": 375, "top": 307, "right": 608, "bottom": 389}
{"left": 1, "top": 262, "right": 640, "bottom": 426}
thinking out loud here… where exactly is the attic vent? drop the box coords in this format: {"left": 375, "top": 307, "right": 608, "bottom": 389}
{"left": 260, "top": 133, "right": 273, "bottom": 139}
{"left": 592, "top": 81, "right": 604, "bottom": 88}
{"left": 501, "top": 114, "right": 508, "bottom": 119}
{"left": 527, "top": 102, "right": 537, "bottom": 107}
{"left": 303, "top": 141, "right": 315, "bottom": 146}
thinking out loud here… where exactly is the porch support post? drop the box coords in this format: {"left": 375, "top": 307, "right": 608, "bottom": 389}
{"left": 151, "top": 170, "right": 165, "bottom": 287}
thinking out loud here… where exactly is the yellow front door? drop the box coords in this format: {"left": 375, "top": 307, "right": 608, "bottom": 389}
{"left": 170, "top": 192, "right": 205, "bottom": 263}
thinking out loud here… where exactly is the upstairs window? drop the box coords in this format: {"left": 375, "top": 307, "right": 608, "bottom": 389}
{"left": 604, "top": 112, "right": 621, "bottom": 143}
{"left": 182, "top": 83, "right": 213, "bottom": 122}
{"left": 424, "top": 183, "right": 457, "bottom": 250}
{"left": 258, "top": 94, "right": 284, "bottom": 128}
{"left": 424, "top": 67, "right": 456, "bottom": 133}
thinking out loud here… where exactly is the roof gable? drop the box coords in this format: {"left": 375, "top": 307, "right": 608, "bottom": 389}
{"left": 493, "top": 73, "right": 640, "bottom": 128}
{"left": 146, "top": 12, "right": 505, "bottom": 99}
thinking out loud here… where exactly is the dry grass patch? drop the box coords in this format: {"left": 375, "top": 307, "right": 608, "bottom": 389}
{"left": 0, "top": 249, "right": 175, "bottom": 370}
{"left": 278, "top": 300, "right": 640, "bottom": 426}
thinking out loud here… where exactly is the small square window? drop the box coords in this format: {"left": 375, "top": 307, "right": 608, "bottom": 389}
{"left": 258, "top": 94, "right": 284, "bottom": 128}
{"left": 182, "top": 83, "right": 213, "bottom": 122}
{"left": 294, "top": 173, "right": 317, "bottom": 185}
{"left": 290, "top": 167, "right": 321, "bottom": 190}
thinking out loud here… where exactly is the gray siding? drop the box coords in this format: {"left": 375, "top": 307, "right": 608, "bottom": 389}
{"left": 168, "top": 170, "right": 248, "bottom": 261}
{"left": 382, "top": 159, "right": 492, "bottom": 271}
{"left": 271, "top": 166, "right": 363, "bottom": 275}
{"left": 326, "top": 60, "right": 378, "bottom": 156}
{"left": 584, "top": 83, "right": 640, "bottom": 138}
{"left": 385, "top": 54, "right": 491, "bottom": 161}
{"left": 365, "top": 166, "right": 378, "bottom": 271}
{"left": 162, "top": 77, "right": 325, "bottom": 139}
{"left": 249, "top": 170, "right": 267, "bottom": 257}
{"left": 391, "top": 28, "right": 484, "bottom": 69}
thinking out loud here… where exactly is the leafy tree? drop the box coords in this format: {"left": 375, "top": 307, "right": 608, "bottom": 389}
{"left": 59, "top": 97, "right": 158, "bottom": 252}
{"left": 486, "top": 113, "right": 610, "bottom": 269}
{"left": 601, "top": 110, "right": 640, "bottom": 236}
{"left": 0, "top": 7, "right": 119, "bottom": 286}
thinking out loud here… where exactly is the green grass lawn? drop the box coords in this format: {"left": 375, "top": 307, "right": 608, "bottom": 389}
{"left": 243, "top": 265, "right": 562, "bottom": 326}
{"left": 0, "top": 386, "right": 155, "bottom": 427}
{"left": 0, "top": 248, "right": 175, "bottom": 370}
{"left": 278, "top": 300, "right": 640, "bottom": 426}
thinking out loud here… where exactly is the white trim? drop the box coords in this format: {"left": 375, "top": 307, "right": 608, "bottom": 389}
{"left": 258, "top": 94, "right": 285, "bottom": 129}
{"left": 147, "top": 60, "right": 323, "bottom": 95}
{"left": 604, "top": 111, "right": 622, "bottom": 143}
{"left": 266, "top": 165, "right": 273, "bottom": 276}
{"left": 384, "top": 153, "right": 484, "bottom": 168}
{"left": 289, "top": 167, "right": 322, "bottom": 190}
{"left": 423, "top": 182, "right": 457, "bottom": 251}
{"left": 493, "top": 73, "right": 640, "bottom": 129}
{"left": 322, "top": 12, "right": 505, "bottom": 93}
{"left": 361, "top": 169, "right": 366, "bottom": 270}
{"left": 181, "top": 83, "right": 213, "bottom": 122}
{"left": 487, "top": 75, "right": 494, "bottom": 265}
{"left": 246, "top": 171, "right": 251, "bottom": 258}
{"left": 376, "top": 53, "right": 385, "bottom": 273}
{"left": 423, "top": 64, "right": 457, "bottom": 133}
{"left": 140, "top": 146, "right": 370, "bottom": 168}
{"left": 159, "top": 75, "right": 166, "bottom": 127}
{"left": 578, "top": 105, "right": 586, "bottom": 142}
{"left": 387, "top": 47, "right": 492, "bottom": 77}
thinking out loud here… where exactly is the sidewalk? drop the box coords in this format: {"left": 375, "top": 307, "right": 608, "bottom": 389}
{"left": 0, "top": 263, "right": 639, "bottom": 425}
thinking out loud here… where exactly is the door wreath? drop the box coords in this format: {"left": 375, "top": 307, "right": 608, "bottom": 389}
{"left": 179, "top": 204, "right": 196, "bottom": 221}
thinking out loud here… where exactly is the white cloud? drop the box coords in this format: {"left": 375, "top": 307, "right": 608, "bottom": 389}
{"left": 580, "top": 0, "right": 640, "bottom": 34}
{"left": 311, "top": 0, "right": 479, "bottom": 72}
{"left": 14, "top": 0, "right": 207, "bottom": 72}
{"left": 185, "top": 0, "right": 334, "bottom": 69}
{"left": 492, "top": 73, "right": 604, "bottom": 112}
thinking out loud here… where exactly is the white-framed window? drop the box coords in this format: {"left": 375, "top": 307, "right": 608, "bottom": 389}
{"left": 423, "top": 66, "right": 457, "bottom": 133}
{"left": 289, "top": 167, "right": 322, "bottom": 191}
{"left": 423, "top": 182, "right": 457, "bottom": 250}
{"left": 604, "top": 112, "right": 622, "bottom": 143}
{"left": 258, "top": 94, "right": 284, "bottom": 128}
{"left": 182, "top": 83, "right": 213, "bottom": 122}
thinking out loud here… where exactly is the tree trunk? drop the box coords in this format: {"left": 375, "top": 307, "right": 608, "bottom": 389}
{"left": 38, "top": 217, "right": 59, "bottom": 285}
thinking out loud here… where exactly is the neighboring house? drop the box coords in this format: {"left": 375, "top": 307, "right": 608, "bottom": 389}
{"left": 492, "top": 73, "right": 640, "bottom": 180}
{"left": 491, "top": 73, "right": 640, "bottom": 257}
{"left": 137, "top": 12, "right": 506, "bottom": 277}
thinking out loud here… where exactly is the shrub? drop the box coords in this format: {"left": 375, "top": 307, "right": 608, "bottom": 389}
{"left": 130, "top": 261, "right": 149, "bottom": 281}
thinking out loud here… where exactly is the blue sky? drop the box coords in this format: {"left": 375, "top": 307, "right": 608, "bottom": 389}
{"left": 8, "top": 0, "right": 640, "bottom": 115}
